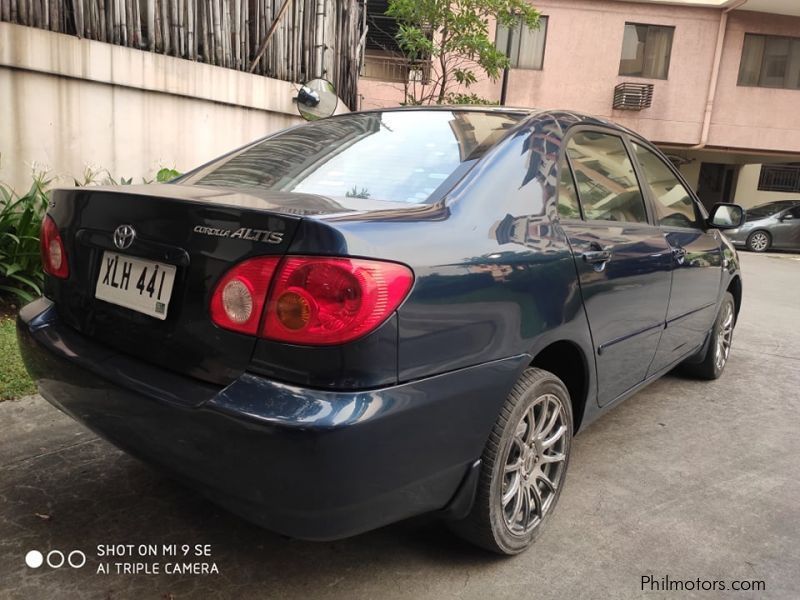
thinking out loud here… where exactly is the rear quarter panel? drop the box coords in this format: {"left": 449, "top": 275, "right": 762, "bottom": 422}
{"left": 289, "top": 121, "right": 596, "bottom": 396}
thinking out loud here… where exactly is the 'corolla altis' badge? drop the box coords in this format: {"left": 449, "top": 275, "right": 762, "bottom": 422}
{"left": 113, "top": 224, "right": 136, "bottom": 250}
{"left": 193, "top": 225, "right": 284, "bottom": 245}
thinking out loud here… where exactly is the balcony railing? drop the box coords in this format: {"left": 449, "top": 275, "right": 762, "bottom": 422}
{"left": 361, "top": 53, "right": 431, "bottom": 84}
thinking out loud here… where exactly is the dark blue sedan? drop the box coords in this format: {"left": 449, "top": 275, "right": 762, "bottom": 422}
{"left": 18, "top": 107, "right": 744, "bottom": 554}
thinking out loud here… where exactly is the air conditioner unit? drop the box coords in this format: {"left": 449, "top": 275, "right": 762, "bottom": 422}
{"left": 613, "top": 83, "right": 654, "bottom": 110}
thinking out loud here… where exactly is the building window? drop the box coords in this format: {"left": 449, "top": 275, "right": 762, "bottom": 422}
{"left": 619, "top": 23, "right": 674, "bottom": 79}
{"left": 758, "top": 164, "right": 800, "bottom": 193}
{"left": 495, "top": 16, "right": 549, "bottom": 70}
{"left": 365, "top": 0, "right": 401, "bottom": 54}
{"left": 361, "top": 0, "right": 431, "bottom": 83}
{"left": 738, "top": 34, "right": 800, "bottom": 90}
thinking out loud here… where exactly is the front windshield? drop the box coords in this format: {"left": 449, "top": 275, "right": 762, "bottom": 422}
{"left": 181, "top": 110, "right": 524, "bottom": 204}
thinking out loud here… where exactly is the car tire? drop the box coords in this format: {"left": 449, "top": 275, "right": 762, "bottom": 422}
{"left": 448, "top": 367, "right": 573, "bottom": 555}
{"left": 746, "top": 230, "right": 771, "bottom": 252}
{"left": 683, "top": 292, "right": 736, "bottom": 380}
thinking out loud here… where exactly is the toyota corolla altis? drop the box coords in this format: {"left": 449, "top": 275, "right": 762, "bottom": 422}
{"left": 18, "top": 108, "right": 744, "bottom": 554}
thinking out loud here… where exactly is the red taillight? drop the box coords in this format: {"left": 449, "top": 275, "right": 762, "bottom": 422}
{"left": 209, "top": 257, "right": 280, "bottom": 335}
{"left": 262, "top": 257, "right": 413, "bottom": 345}
{"left": 40, "top": 215, "right": 69, "bottom": 279}
{"left": 209, "top": 255, "right": 414, "bottom": 344}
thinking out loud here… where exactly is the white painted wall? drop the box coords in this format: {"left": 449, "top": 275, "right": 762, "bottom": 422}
{"left": 734, "top": 164, "right": 799, "bottom": 209}
{"left": 669, "top": 147, "right": 799, "bottom": 209}
{"left": 0, "top": 23, "right": 345, "bottom": 193}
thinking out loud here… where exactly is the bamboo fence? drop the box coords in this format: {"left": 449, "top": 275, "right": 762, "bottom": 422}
{"left": 0, "top": 0, "right": 364, "bottom": 109}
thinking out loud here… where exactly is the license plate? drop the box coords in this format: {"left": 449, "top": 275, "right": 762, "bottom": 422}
{"left": 95, "top": 251, "right": 177, "bottom": 320}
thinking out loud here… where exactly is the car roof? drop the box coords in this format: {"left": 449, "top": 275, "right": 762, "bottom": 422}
{"left": 753, "top": 199, "right": 800, "bottom": 207}
{"left": 347, "top": 105, "right": 643, "bottom": 147}
{"left": 353, "top": 105, "right": 537, "bottom": 116}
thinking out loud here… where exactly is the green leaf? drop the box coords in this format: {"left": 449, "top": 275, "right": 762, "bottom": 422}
{"left": 0, "top": 284, "right": 35, "bottom": 303}
{"left": 8, "top": 272, "right": 42, "bottom": 292}
{"left": 3, "top": 264, "right": 23, "bottom": 277}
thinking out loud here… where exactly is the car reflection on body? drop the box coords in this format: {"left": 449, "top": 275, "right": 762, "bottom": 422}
{"left": 724, "top": 199, "right": 800, "bottom": 252}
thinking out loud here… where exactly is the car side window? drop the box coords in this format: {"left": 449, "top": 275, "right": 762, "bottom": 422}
{"left": 557, "top": 158, "right": 582, "bottom": 219}
{"left": 788, "top": 206, "right": 800, "bottom": 219}
{"left": 565, "top": 132, "right": 648, "bottom": 223}
{"left": 632, "top": 142, "right": 702, "bottom": 229}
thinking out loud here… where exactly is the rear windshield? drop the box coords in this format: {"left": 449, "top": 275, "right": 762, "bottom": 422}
{"left": 181, "top": 110, "right": 525, "bottom": 204}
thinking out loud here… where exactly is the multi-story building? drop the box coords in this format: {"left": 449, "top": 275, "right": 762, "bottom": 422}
{"left": 359, "top": 0, "right": 800, "bottom": 210}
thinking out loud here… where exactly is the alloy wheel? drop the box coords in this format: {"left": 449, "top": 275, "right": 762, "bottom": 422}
{"left": 500, "top": 393, "right": 569, "bottom": 535}
{"left": 749, "top": 232, "right": 769, "bottom": 252}
{"left": 715, "top": 301, "right": 734, "bottom": 372}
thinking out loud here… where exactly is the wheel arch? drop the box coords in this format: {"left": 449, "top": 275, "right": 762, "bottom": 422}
{"left": 529, "top": 340, "right": 589, "bottom": 433}
{"left": 727, "top": 274, "right": 743, "bottom": 321}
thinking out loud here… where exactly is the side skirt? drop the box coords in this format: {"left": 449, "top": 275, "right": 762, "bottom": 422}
{"left": 578, "top": 337, "right": 707, "bottom": 432}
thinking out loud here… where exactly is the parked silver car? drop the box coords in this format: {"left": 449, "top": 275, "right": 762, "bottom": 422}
{"left": 725, "top": 200, "right": 800, "bottom": 252}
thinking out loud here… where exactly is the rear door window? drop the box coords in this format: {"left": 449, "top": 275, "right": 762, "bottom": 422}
{"left": 632, "top": 143, "right": 702, "bottom": 229}
{"left": 565, "top": 132, "right": 648, "bottom": 223}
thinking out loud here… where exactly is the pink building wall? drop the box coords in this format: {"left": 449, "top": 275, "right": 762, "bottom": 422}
{"left": 709, "top": 10, "right": 800, "bottom": 153}
{"left": 358, "top": 0, "right": 800, "bottom": 155}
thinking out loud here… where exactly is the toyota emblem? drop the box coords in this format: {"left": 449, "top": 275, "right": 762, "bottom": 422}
{"left": 113, "top": 225, "right": 136, "bottom": 250}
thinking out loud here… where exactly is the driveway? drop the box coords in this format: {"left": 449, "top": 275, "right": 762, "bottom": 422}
{"left": 1, "top": 252, "right": 798, "bottom": 599}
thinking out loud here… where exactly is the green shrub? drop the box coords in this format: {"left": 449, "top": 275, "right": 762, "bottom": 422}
{"left": 156, "top": 167, "right": 181, "bottom": 182}
{"left": 0, "top": 171, "right": 50, "bottom": 303}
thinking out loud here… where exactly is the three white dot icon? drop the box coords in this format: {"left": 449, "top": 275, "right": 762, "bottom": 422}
{"left": 25, "top": 549, "right": 86, "bottom": 569}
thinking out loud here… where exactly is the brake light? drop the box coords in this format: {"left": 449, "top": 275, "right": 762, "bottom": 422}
{"left": 210, "top": 256, "right": 413, "bottom": 343}
{"left": 262, "top": 257, "right": 413, "bottom": 345}
{"left": 40, "top": 215, "right": 69, "bottom": 279}
{"left": 209, "top": 257, "right": 280, "bottom": 335}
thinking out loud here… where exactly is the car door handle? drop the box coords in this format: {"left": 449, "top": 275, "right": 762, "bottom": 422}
{"left": 582, "top": 245, "right": 612, "bottom": 265}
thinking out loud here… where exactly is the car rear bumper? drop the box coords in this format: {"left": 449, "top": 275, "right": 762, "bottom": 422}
{"left": 17, "top": 297, "right": 526, "bottom": 540}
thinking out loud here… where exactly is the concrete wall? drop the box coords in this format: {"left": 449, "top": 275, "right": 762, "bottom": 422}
{"left": 0, "top": 22, "right": 332, "bottom": 193}
{"left": 359, "top": 0, "right": 800, "bottom": 155}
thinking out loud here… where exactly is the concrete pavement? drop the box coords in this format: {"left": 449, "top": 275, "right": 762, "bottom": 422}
{"left": 1, "top": 252, "right": 798, "bottom": 599}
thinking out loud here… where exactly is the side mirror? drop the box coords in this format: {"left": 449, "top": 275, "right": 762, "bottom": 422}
{"left": 780, "top": 213, "right": 795, "bottom": 221}
{"left": 295, "top": 78, "right": 338, "bottom": 121}
{"left": 708, "top": 203, "right": 745, "bottom": 230}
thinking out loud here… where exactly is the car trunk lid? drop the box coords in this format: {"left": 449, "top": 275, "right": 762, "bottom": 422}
{"left": 45, "top": 184, "right": 311, "bottom": 385}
